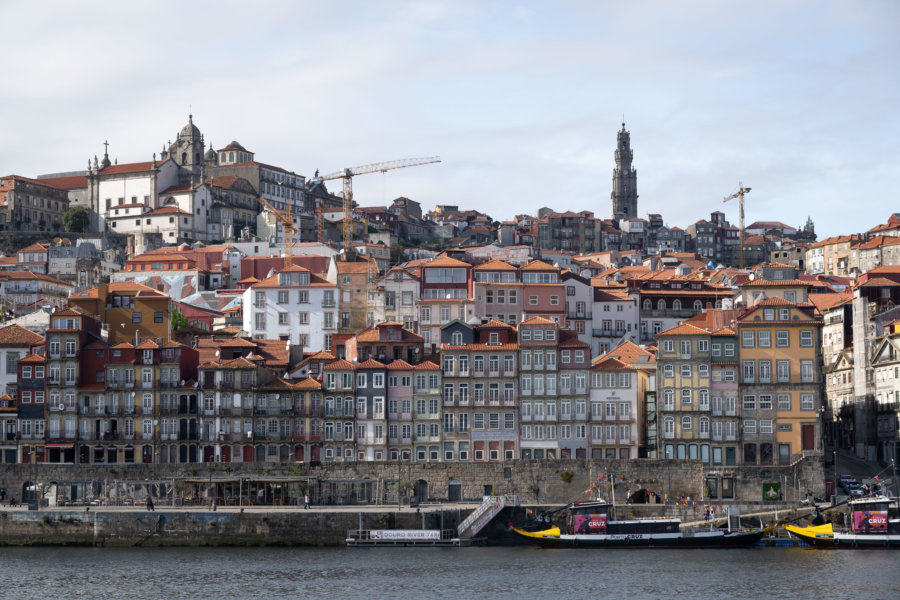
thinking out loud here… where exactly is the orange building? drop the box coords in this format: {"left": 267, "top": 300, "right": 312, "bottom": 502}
{"left": 69, "top": 282, "right": 171, "bottom": 345}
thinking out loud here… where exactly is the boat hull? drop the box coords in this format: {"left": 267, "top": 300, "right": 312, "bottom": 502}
{"left": 512, "top": 526, "right": 765, "bottom": 549}
{"left": 784, "top": 524, "right": 900, "bottom": 549}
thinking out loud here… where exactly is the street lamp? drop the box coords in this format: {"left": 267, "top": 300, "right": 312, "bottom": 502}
{"left": 832, "top": 449, "right": 837, "bottom": 506}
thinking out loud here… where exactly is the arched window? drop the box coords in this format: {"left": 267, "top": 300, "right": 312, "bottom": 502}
{"left": 664, "top": 417, "right": 675, "bottom": 435}
{"left": 451, "top": 331, "right": 463, "bottom": 346}
{"left": 694, "top": 300, "right": 703, "bottom": 312}
{"left": 181, "top": 152, "right": 187, "bottom": 164}
{"left": 657, "top": 299, "right": 666, "bottom": 310}
{"left": 681, "top": 389, "right": 692, "bottom": 404}
{"left": 681, "top": 415, "right": 692, "bottom": 430}
{"left": 699, "top": 417, "right": 710, "bottom": 435}
{"left": 643, "top": 299, "right": 652, "bottom": 310}
{"left": 672, "top": 299, "right": 681, "bottom": 311}
{"left": 663, "top": 389, "right": 674, "bottom": 408}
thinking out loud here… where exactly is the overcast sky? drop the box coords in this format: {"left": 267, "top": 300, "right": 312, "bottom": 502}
{"left": 2, "top": 0, "right": 898, "bottom": 238}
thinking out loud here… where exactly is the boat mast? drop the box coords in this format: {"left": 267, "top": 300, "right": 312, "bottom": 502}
{"left": 609, "top": 472, "right": 617, "bottom": 521}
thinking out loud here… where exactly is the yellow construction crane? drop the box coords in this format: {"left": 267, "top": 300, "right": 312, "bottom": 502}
{"left": 723, "top": 183, "right": 751, "bottom": 269}
{"left": 258, "top": 196, "right": 297, "bottom": 268}
{"left": 311, "top": 156, "right": 441, "bottom": 259}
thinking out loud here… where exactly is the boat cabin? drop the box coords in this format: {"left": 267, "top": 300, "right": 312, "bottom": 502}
{"left": 849, "top": 498, "right": 900, "bottom": 535}
{"left": 565, "top": 501, "right": 679, "bottom": 535}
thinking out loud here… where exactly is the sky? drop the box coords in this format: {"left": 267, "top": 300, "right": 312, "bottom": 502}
{"left": 1, "top": 0, "right": 898, "bottom": 238}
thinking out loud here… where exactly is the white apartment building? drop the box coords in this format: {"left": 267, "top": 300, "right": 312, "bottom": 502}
{"left": 242, "top": 265, "right": 337, "bottom": 352}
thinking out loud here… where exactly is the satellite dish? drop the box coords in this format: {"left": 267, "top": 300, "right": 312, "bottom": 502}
{"left": 748, "top": 273, "right": 756, "bottom": 280}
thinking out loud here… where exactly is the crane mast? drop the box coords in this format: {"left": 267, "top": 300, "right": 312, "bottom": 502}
{"left": 723, "top": 183, "right": 751, "bottom": 269}
{"left": 311, "top": 156, "right": 440, "bottom": 258}
{"left": 258, "top": 196, "right": 297, "bottom": 269}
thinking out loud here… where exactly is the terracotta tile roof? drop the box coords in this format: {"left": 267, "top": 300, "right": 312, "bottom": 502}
{"left": 520, "top": 259, "right": 556, "bottom": 271}
{"left": 808, "top": 292, "right": 853, "bottom": 312}
{"left": 473, "top": 259, "right": 518, "bottom": 271}
{"left": 20, "top": 243, "right": 49, "bottom": 253}
{"left": 605, "top": 340, "right": 655, "bottom": 364}
{"left": 294, "top": 377, "right": 322, "bottom": 390}
{"left": 323, "top": 359, "right": 357, "bottom": 371}
{"left": 520, "top": 316, "right": 555, "bottom": 325}
{"left": 151, "top": 206, "right": 191, "bottom": 216}
{"left": 386, "top": 359, "right": 414, "bottom": 370}
{"left": 423, "top": 256, "right": 470, "bottom": 268}
{"left": 135, "top": 339, "right": 159, "bottom": 349}
{"left": 658, "top": 322, "right": 711, "bottom": 336}
{"left": 443, "top": 343, "right": 518, "bottom": 351}
{"left": 354, "top": 326, "right": 423, "bottom": 343}
{"left": 356, "top": 358, "right": 386, "bottom": 370}
{"left": 98, "top": 161, "right": 156, "bottom": 175}
{"left": 38, "top": 174, "right": 89, "bottom": 190}
{"left": 335, "top": 261, "right": 373, "bottom": 274}
{"left": 477, "top": 319, "right": 515, "bottom": 329}
{"left": 18, "top": 353, "right": 46, "bottom": 364}
{"left": 753, "top": 296, "right": 814, "bottom": 307}
{"left": 413, "top": 360, "right": 440, "bottom": 370}
{"left": 741, "top": 278, "right": 810, "bottom": 288}
{"left": 0, "top": 324, "right": 44, "bottom": 346}
{"left": 858, "top": 277, "right": 900, "bottom": 287}
{"left": 590, "top": 356, "right": 634, "bottom": 370}
{"left": 712, "top": 327, "right": 736, "bottom": 335}
{"left": 112, "top": 342, "right": 135, "bottom": 349}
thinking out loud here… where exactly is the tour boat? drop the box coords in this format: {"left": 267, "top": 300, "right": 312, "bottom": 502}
{"left": 784, "top": 496, "right": 900, "bottom": 548}
{"left": 510, "top": 499, "right": 765, "bottom": 548}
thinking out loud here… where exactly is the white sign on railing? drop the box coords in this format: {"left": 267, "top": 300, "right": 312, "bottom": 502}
{"left": 370, "top": 529, "right": 440, "bottom": 540}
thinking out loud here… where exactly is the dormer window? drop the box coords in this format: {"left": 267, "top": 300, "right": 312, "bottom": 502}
{"left": 489, "top": 332, "right": 499, "bottom": 345}
{"left": 451, "top": 331, "right": 463, "bottom": 346}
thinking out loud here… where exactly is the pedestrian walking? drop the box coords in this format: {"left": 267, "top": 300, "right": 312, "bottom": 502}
{"left": 304, "top": 493, "right": 310, "bottom": 509}
{"left": 146, "top": 496, "right": 155, "bottom": 512}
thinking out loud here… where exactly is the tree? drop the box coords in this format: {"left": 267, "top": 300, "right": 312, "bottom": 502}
{"left": 171, "top": 306, "right": 189, "bottom": 331}
{"left": 62, "top": 206, "right": 89, "bottom": 233}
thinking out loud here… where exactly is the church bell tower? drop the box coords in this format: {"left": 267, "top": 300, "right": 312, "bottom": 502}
{"left": 611, "top": 122, "right": 638, "bottom": 219}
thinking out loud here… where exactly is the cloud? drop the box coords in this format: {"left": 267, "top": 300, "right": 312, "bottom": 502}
{"left": 0, "top": 0, "right": 897, "bottom": 238}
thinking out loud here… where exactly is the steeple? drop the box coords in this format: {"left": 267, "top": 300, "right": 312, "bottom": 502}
{"left": 611, "top": 122, "right": 638, "bottom": 219}
{"left": 100, "top": 140, "right": 111, "bottom": 169}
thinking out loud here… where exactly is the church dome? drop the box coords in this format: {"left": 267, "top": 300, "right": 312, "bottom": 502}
{"left": 204, "top": 146, "right": 217, "bottom": 160}
{"left": 180, "top": 115, "right": 201, "bottom": 138}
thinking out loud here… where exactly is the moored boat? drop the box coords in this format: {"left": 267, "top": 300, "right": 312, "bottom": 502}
{"left": 511, "top": 499, "right": 764, "bottom": 548}
{"left": 784, "top": 496, "right": 900, "bottom": 548}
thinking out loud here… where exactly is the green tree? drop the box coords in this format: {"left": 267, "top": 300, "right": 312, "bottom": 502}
{"left": 62, "top": 206, "right": 89, "bottom": 233}
{"left": 171, "top": 306, "right": 189, "bottom": 331}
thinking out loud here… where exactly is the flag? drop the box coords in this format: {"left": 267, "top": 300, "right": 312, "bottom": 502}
{"left": 874, "top": 475, "right": 880, "bottom": 481}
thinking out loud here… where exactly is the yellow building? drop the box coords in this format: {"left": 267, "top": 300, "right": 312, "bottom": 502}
{"left": 69, "top": 281, "right": 171, "bottom": 345}
{"left": 736, "top": 297, "right": 823, "bottom": 465}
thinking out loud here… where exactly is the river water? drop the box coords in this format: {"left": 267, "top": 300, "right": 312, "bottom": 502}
{"left": 1, "top": 546, "right": 897, "bottom": 599}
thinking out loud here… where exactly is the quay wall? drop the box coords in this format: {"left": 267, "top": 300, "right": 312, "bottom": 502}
{"left": 0, "top": 508, "right": 448, "bottom": 547}
{"left": 0, "top": 456, "right": 824, "bottom": 507}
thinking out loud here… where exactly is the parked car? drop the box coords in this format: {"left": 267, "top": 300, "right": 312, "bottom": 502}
{"left": 839, "top": 475, "right": 858, "bottom": 491}
{"left": 846, "top": 483, "right": 865, "bottom": 497}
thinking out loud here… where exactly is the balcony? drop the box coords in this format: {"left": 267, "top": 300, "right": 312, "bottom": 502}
{"left": 567, "top": 312, "right": 592, "bottom": 320}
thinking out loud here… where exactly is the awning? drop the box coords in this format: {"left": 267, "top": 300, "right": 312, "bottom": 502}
{"left": 45, "top": 443, "right": 75, "bottom": 449}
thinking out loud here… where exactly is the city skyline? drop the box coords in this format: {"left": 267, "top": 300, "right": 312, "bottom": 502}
{"left": 1, "top": 0, "right": 898, "bottom": 237}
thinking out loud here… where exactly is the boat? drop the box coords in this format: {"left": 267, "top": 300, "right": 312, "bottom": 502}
{"left": 510, "top": 498, "right": 765, "bottom": 548}
{"left": 784, "top": 496, "right": 900, "bottom": 548}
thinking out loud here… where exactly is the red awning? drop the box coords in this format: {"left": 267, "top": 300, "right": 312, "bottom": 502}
{"left": 45, "top": 443, "right": 75, "bottom": 449}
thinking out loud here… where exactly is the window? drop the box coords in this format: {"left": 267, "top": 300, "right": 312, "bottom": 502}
{"left": 744, "top": 420, "right": 757, "bottom": 434}
{"left": 698, "top": 340, "right": 709, "bottom": 352}
{"left": 742, "top": 360, "right": 755, "bottom": 382}
{"left": 759, "top": 420, "right": 773, "bottom": 434}
{"left": 680, "top": 364, "right": 691, "bottom": 377}
{"left": 777, "top": 394, "right": 791, "bottom": 411}
{"left": 800, "top": 393, "right": 815, "bottom": 411}
{"left": 681, "top": 389, "right": 692, "bottom": 405}
{"left": 681, "top": 416, "right": 692, "bottom": 431}
{"left": 777, "top": 360, "right": 790, "bottom": 382}
{"left": 759, "top": 395, "right": 773, "bottom": 410}
{"left": 759, "top": 360, "right": 771, "bottom": 382}
{"left": 776, "top": 330, "right": 789, "bottom": 347}
{"left": 758, "top": 330, "right": 771, "bottom": 347}
{"left": 800, "top": 360, "right": 814, "bottom": 383}
{"left": 741, "top": 331, "right": 754, "bottom": 347}
{"left": 132, "top": 312, "right": 142, "bottom": 323}
{"left": 711, "top": 343, "right": 721, "bottom": 357}
{"left": 799, "top": 330, "right": 814, "bottom": 347}
{"left": 743, "top": 395, "right": 756, "bottom": 410}
{"left": 154, "top": 311, "right": 163, "bottom": 323}
{"left": 662, "top": 340, "right": 674, "bottom": 352}
{"left": 698, "top": 364, "right": 709, "bottom": 378}
{"left": 663, "top": 364, "right": 674, "bottom": 378}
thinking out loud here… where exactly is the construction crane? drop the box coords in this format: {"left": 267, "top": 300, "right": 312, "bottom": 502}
{"left": 723, "top": 183, "right": 752, "bottom": 269}
{"left": 311, "top": 156, "right": 441, "bottom": 259}
{"left": 258, "top": 196, "right": 296, "bottom": 268}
